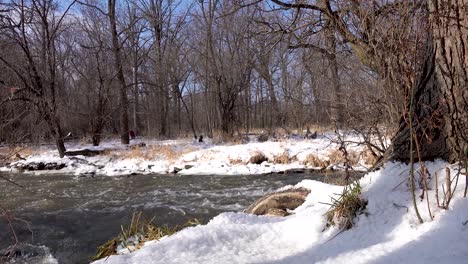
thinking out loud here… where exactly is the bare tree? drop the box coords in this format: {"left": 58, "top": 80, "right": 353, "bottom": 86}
{"left": 249, "top": 0, "right": 466, "bottom": 162}
{"left": 0, "top": 0, "right": 77, "bottom": 157}
{"left": 72, "top": 4, "right": 114, "bottom": 146}
{"left": 108, "top": 0, "right": 130, "bottom": 144}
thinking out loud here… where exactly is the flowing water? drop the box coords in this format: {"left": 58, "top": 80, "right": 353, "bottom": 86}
{"left": 0, "top": 172, "right": 336, "bottom": 264}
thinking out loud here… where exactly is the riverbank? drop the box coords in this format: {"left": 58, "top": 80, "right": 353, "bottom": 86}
{"left": 91, "top": 160, "right": 468, "bottom": 264}
{"left": 1, "top": 133, "right": 377, "bottom": 176}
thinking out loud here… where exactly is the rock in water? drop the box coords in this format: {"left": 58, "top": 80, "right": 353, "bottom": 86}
{"left": 244, "top": 188, "right": 310, "bottom": 216}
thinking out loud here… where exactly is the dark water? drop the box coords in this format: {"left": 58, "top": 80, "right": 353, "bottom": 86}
{"left": 0, "top": 172, "right": 332, "bottom": 264}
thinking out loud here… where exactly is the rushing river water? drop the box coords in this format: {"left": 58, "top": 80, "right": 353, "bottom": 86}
{"left": 0, "top": 172, "right": 336, "bottom": 264}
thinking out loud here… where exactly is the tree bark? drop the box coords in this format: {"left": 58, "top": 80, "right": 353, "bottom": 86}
{"left": 326, "top": 31, "right": 343, "bottom": 127}
{"left": 132, "top": 65, "right": 139, "bottom": 135}
{"left": 56, "top": 137, "right": 66, "bottom": 158}
{"left": 108, "top": 0, "right": 130, "bottom": 145}
{"left": 391, "top": 0, "right": 467, "bottom": 162}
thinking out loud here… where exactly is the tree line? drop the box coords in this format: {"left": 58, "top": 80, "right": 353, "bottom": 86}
{"left": 0, "top": 0, "right": 466, "bottom": 162}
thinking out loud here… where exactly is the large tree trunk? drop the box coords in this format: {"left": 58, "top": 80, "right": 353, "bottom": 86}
{"left": 391, "top": 0, "right": 467, "bottom": 162}
{"left": 108, "top": 0, "right": 130, "bottom": 145}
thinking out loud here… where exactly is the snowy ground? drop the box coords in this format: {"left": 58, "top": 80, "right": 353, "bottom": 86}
{"left": 1, "top": 133, "right": 375, "bottom": 176}
{"left": 91, "top": 161, "right": 468, "bottom": 264}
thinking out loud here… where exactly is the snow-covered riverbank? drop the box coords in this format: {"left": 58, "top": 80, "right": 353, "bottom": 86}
{"left": 1, "top": 133, "right": 376, "bottom": 176}
{"left": 91, "top": 161, "right": 468, "bottom": 264}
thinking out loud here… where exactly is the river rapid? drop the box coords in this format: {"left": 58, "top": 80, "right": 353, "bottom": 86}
{"left": 0, "top": 172, "right": 335, "bottom": 264}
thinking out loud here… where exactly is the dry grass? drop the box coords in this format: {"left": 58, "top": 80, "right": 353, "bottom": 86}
{"left": 326, "top": 182, "right": 367, "bottom": 230}
{"left": 0, "top": 146, "right": 40, "bottom": 162}
{"left": 105, "top": 144, "right": 189, "bottom": 161}
{"left": 93, "top": 211, "right": 200, "bottom": 261}
{"left": 229, "top": 158, "right": 246, "bottom": 165}
{"left": 361, "top": 149, "right": 378, "bottom": 166}
{"left": 327, "top": 150, "right": 360, "bottom": 166}
{"left": 302, "top": 154, "right": 329, "bottom": 168}
{"left": 274, "top": 152, "right": 290, "bottom": 164}
{"left": 101, "top": 149, "right": 118, "bottom": 157}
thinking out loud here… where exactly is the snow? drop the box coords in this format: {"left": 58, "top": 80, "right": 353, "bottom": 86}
{"left": 2, "top": 133, "right": 375, "bottom": 176}
{"left": 91, "top": 161, "right": 468, "bottom": 264}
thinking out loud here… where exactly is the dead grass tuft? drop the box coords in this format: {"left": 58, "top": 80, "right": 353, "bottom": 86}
{"left": 93, "top": 211, "right": 199, "bottom": 261}
{"left": 361, "top": 149, "right": 378, "bottom": 165}
{"left": 274, "top": 152, "right": 290, "bottom": 164}
{"left": 154, "top": 145, "right": 178, "bottom": 160}
{"left": 229, "top": 158, "right": 246, "bottom": 165}
{"left": 106, "top": 144, "right": 182, "bottom": 161}
{"left": 0, "top": 146, "right": 40, "bottom": 162}
{"left": 326, "top": 182, "right": 367, "bottom": 230}
{"left": 302, "top": 154, "right": 329, "bottom": 168}
{"left": 327, "top": 150, "right": 360, "bottom": 166}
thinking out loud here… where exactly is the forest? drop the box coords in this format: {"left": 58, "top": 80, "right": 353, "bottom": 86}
{"left": 0, "top": 1, "right": 467, "bottom": 264}
{"left": 1, "top": 0, "right": 464, "bottom": 163}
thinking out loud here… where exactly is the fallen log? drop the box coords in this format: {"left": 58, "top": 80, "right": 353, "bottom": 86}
{"left": 64, "top": 149, "right": 105, "bottom": 157}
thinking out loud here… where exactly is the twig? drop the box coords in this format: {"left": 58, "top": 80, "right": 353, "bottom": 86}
{"left": 445, "top": 167, "right": 451, "bottom": 205}
{"left": 391, "top": 167, "right": 424, "bottom": 191}
{"left": 463, "top": 157, "right": 467, "bottom": 198}
{"left": 421, "top": 166, "right": 433, "bottom": 220}
{"left": 0, "top": 173, "right": 23, "bottom": 188}
{"left": 392, "top": 176, "right": 409, "bottom": 191}
{"left": 0, "top": 146, "right": 29, "bottom": 162}
{"left": 0, "top": 147, "right": 28, "bottom": 188}
{"left": 324, "top": 228, "right": 347, "bottom": 243}
{"left": 0, "top": 204, "right": 32, "bottom": 258}
{"left": 435, "top": 171, "right": 440, "bottom": 207}
{"left": 392, "top": 203, "right": 409, "bottom": 212}
{"left": 442, "top": 184, "right": 446, "bottom": 207}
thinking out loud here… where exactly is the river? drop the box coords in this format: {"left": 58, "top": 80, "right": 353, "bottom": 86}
{"left": 0, "top": 172, "right": 336, "bottom": 264}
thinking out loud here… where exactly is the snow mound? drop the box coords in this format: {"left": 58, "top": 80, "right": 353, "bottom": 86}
{"left": 91, "top": 161, "right": 468, "bottom": 264}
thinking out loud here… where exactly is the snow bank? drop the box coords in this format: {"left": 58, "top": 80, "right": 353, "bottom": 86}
{"left": 92, "top": 161, "right": 468, "bottom": 264}
{"left": 3, "top": 133, "right": 374, "bottom": 176}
